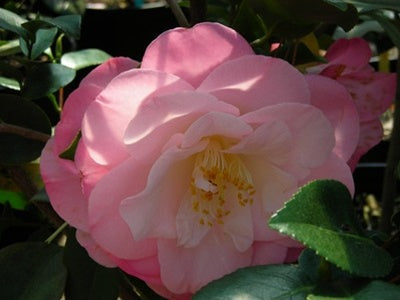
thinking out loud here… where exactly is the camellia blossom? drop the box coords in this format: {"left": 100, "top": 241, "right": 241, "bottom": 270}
{"left": 41, "top": 23, "right": 359, "bottom": 298}
{"left": 308, "top": 38, "right": 396, "bottom": 169}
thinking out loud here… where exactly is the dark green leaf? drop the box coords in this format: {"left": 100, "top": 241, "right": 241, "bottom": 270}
{"left": 0, "top": 242, "right": 67, "bottom": 300}
{"left": 0, "top": 39, "right": 20, "bottom": 56}
{"left": 368, "top": 12, "right": 400, "bottom": 49}
{"left": 63, "top": 229, "right": 119, "bottom": 300}
{"left": 59, "top": 131, "right": 81, "bottom": 160}
{"left": 61, "top": 49, "right": 111, "bottom": 70}
{"left": 22, "top": 63, "right": 76, "bottom": 99}
{"left": 46, "top": 15, "right": 81, "bottom": 39}
{"left": 323, "top": 0, "right": 348, "bottom": 11}
{"left": 21, "top": 27, "right": 58, "bottom": 60}
{"left": 0, "top": 76, "right": 20, "bottom": 90}
{"left": 194, "top": 264, "right": 315, "bottom": 299}
{"left": 0, "top": 8, "right": 28, "bottom": 39}
{"left": 344, "top": 0, "right": 400, "bottom": 11}
{"left": 269, "top": 180, "right": 393, "bottom": 277}
{"left": 0, "top": 94, "right": 51, "bottom": 165}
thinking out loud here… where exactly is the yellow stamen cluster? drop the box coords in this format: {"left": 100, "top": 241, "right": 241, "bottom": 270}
{"left": 189, "top": 139, "right": 255, "bottom": 227}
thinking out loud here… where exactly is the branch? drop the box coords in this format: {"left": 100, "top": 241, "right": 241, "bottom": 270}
{"left": 0, "top": 121, "right": 51, "bottom": 143}
{"left": 379, "top": 58, "right": 400, "bottom": 233}
{"left": 165, "top": 0, "right": 190, "bottom": 28}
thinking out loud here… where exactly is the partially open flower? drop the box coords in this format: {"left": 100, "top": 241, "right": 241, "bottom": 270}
{"left": 308, "top": 38, "right": 396, "bottom": 169}
{"left": 41, "top": 23, "right": 358, "bottom": 298}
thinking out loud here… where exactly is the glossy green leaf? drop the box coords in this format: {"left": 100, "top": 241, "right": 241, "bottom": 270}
{"left": 194, "top": 264, "right": 314, "bottom": 300}
{"left": 344, "top": 0, "right": 400, "bottom": 11}
{"left": 0, "top": 242, "right": 67, "bottom": 300}
{"left": 0, "top": 190, "right": 28, "bottom": 210}
{"left": 367, "top": 12, "right": 400, "bottom": 49}
{"left": 0, "top": 76, "right": 20, "bottom": 90}
{"left": 0, "top": 94, "right": 51, "bottom": 165}
{"left": 61, "top": 49, "right": 111, "bottom": 70}
{"left": 269, "top": 180, "right": 393, "bottom": 277}
{"left": 19, "top": 27, "right": 58, "bottom": 59}
{"left": 0, "top": 8, "right": 28, "bottom": 39}
{"left": 59, "top": 131, "right": 81, "bottom": 160}
{"left": 22, "top": 63, "right": 76, "bottom": 99}
{"left": 0, "top": 39, "right": 20, "bottom": 56}
{"left": 46, "top": 15, "right": 81, "bottom": 39}
{"left": 63, "top": 229, "right": 119, "bottom": 300}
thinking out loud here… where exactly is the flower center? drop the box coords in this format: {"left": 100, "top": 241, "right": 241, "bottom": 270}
{"left": 189, "top": 139, "right": 255, "bottom": 227}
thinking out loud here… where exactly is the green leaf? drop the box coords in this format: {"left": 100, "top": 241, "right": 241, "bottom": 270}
{"left": 366, "top": 12, "right": 400, "bottom": 49}
{"left": 22, "top": 63, "right": 76, "bottom": 99}
{"left": 269, "top": 180, "right": 393, "bottom": 277}
{"left": 344, "top": 0, "right": 400, "bottom": 11}
{"left": 61, "top": 49, "right": 111, "bottom": 70}
{"left": 63, "top": 229, "right": 119, "bottom": 300}
{"left": 46, "top": 15, "right": 81, "bottom": 39}
{"left": 0, "top": 242, "right": 67, "bottom": 300}
{"left": 323, "top": 0, "right": 348, "bottom": 11}
{"left": 0, "top": 190, "right": 28, "bottom": 210}
{"left": 20, "top": 27, "right": 58, "bottom": 59}
{"left": 0, "top": 39, "right": 20, "bottom": 56}
{"left": 59, "top": 131, "right": 81, "bottom": 160}
{"left": 194, "top": 264, "right": 315, "bottom": 300}
{"left": 0, "top": 76, "right": 20, "bottom": 90}
{"left": 0, "top": 8, "right": 28, "bottom": 39}
{"left": 0, "top": 94, "right": 51, "bottom": 165}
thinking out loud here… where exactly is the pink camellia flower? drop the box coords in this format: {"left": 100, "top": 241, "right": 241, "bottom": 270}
{"left": 41, "top": 23, "right": 359, "bottom": 298}
{"left": 308, "top": 38, "right": 396, "bottom": 169}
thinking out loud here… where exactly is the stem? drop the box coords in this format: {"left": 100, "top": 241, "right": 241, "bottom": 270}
{"left": 379, "top": 57, "right": 400, "bottom": 233}
{"left": 165, "top": 0, "right": 190, "bottom": 28}
{"left": 0, "top": 121, "right": 51, "bottom": 142}
{"left": 45, "top": 222, "right": 68, "bottom": 244}
{"left": 190, "top": 0, "right": 207, "bottom": 25}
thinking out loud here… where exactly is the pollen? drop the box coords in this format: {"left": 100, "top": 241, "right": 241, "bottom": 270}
{"left": 189, "top": 138, "right": 255, "bottom": 227}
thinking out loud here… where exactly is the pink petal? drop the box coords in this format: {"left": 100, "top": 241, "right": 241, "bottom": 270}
{"left": 348, "top": 119, "right": 383, "bottom": 170}
{"left": 117, "top": 255, "right": 162, "bottom": 284}
{"left": 158, "top": 232, "right": 252, "bottom": 294}
{"left": 301, "top": 153, "right": 354, "bottom": 196}
{"left": 241, "top": 103, "right": 335, "bottom": 170}
{"left": 338, "top": 71, "right": 396, "bottom": 122}
{"left": 146, "top": 283, "right": 192, "bottom": 300}
{"left": 142, "top": 22, "right": 254, "bottom": 87}
{"left": 124, "top": 91, "right": 239, "bottom": 161}
{"left": 82, "top": 69, "right": 193, "bottom": 166}
{"left": 181, "top": 112, "right": 253, "bottom": 148}
{"left": 198, "top": 56, "right": 310, "bottom": 113}
{"left": 88, "top": 155, "right": 158, "bottom": 260}
{"left": 55, "top": 57, "right": 138, "bottom": 153}
{"left": 120, "top": 141, "right": 207, "bottom": 241}
{"left": 40, "top": 139, "right": 89, "bottom": 231}
{"left": 306, "top": 74, "right": 359, "bottom": 161}
{"left": 75, "top": 229, "right": 116, "bottom": 267}
{"left": 325, "top": 38, "right": 372, "bottom": 72}
{"left": 284, "top": 247, "right": 304, "bottom": 263}
{"left": 251, "top": 241, "right": 288, "bottom": 265}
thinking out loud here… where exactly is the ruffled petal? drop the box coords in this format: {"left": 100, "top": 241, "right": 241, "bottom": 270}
{"left": 251, "top": 241, "right": 288, "bottom": 265}
{"left": 40, "top": 139, "right": 88, "bottom": 231}
{"left": 82, "top": 69, "right": 193, "bottom": 166}
{"left": 198, "top": 56, "right": 310, "bottom": 113}
{"left": 117, "top": 255, "right": 162, "bottom": 284}
{"left": 158, "top": 232, "right": 252, "bottom": 294}
{"left": 88, "top": 155, "right": 158, "bottom": 260}
{"left": 306, "top": 74, "right": 359, "bottom": 161}
{"left": 55, "top": 57, "right": 138, "bottom": 153}
{"left": 142, "top": 22, "right": 254, "bottom": 87}
{"left": 124, "top": 91, "right": 239, "bottom": 161}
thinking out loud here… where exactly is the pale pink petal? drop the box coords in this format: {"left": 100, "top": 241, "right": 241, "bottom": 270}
{"left": 338, "top": 71, "right": 396, "bottom": 122}
{"left": 251, "top": 241, "right": 288, "bottom": 265}
{"left": 142, "top": 22, "right": 254, "bottom": 87}
{"left": 82, "top": 69, "right": 193, "bottom": 166}
{"left": 75, "top": 229, "right": 116, "bottom": 267}
{"left": 158, "top": 232, "right": 252, "bottom": 294}
{"left": 117, "top": 255, "right": 161, "bottom": 284}
{"left": 198, "top": 56, "right": 310, "bottom": 113}
{"left": 300, "top": 153, "right": 354, "bottom": 196}
{"left": 55, "top": 57, "right": 138, "bottom": 152}
{"left": 40, "top": 139, "right": 88, "bottom": 231}
{"left": 241, "top": 103, "right": 335, "bottom": 170}
{"left": 306, "top": 74, "right": 359, "bottom": 161}
{"left": 147, "top": 283, "right": 192, "bottom": 300}
{"left": 181, "top": 112, "right": 253, "bottom": 148}
{"left": 120, "top": 141, "right": 207, "bottom": 241}
{"left": 88, "top": 155, "right": 158, "bottom": 260}
{"left": 124, "top": 91, "right": 239, "bottom": 161}
{"left": 74, "top": 141, "right": 110, "bottom": 199}
{"left": 325, "top": 38, "right": 371, "bottom": 72}
{"left": 347, "top": 119, "right": 383, "bottom": 170}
